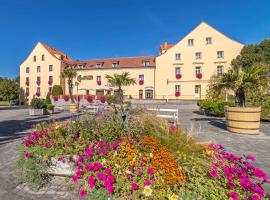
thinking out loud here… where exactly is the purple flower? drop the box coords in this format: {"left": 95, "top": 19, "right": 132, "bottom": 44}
{"left": 79, "top": 189, "right": 87, "bottom": 197}
{"left": 147, "top": 168, "right": 154, "bottom": 175}
{"left": 127, "top": 174, "right": 132, "bottom": 180}
{"left": 131, "top": 183, "right": 139, "bottom": 190}
{"left": 130, "top": 166, "right": 135, "bottom": 173}
{"left": 247, "top": 154, "right": 256, "bottom": 162}
{"left": 137, "top": 170, "right": 143, "bottom": 177}
{"left": 229, "top": 192, "right": 238, "bottom": 200}
{"left": 144, "top": 180, "right": 151, "bottom": 186}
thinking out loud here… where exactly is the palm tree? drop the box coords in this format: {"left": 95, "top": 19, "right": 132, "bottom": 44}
{"left": 105, "top": 72, "right": 136, "bottom": 104}
{"left": 213, "top": 64, "right": 268, "bottom": 107}
{"left": 61, "top": 67, "right": 77, "bottom": 103}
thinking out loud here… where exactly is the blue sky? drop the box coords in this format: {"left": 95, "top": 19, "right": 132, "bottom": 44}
{"left": 0, "top": 0, "right": 269, "bottom": 78}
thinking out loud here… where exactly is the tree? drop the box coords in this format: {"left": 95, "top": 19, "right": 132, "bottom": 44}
{"left": 105, "top": 72, "right": 136, "bottom": 104}
{"left": 0, "top": 79, "right": 19, "bottom": 102}
{"left": 211, "top": 64, "right": 269, "bottom": 107}
{"left": 61, "top": 67, "right": 77, "bottom": 103}
{"left": 51, "top": 85, "right": 63, "bottom": 96}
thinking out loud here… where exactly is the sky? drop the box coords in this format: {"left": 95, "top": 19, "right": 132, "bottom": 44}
{"left": 0, "top": 0, "right": 269, "bottom": 78}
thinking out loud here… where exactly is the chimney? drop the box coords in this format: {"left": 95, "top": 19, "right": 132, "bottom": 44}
{"left": 164, "top": 41, "right": 168, "bottom": 49}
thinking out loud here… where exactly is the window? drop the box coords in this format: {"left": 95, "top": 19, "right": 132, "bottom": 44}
{"left": 33, "top": 56, "right": 36, "bottom": 62}
{"left": 175, "top": 85, "right": 180, "bottom": 92}
{"left": 188, "top": 39, "right": 194, "bottom": 46}
{"left": 26, "top": 88, "right": 29, "bottom": 93}
{"left": 96, "top": 63, "right": 102, "bottom": 68}
{"left": 26, "top": 67, "right": 29, "bottom": 73}
{"left": 195, "top": 66, "right": 202, "bottom": 74}
{"left": 49, "top": 87, "right": 52, "bottom": 93}
{"left": 139, "top": 74, "right": 144, "bottom": 81}
{"left": 78, "top": 64, "right": 84, "bottom": 69}
{"left": 217, "top": 65, "right": 224, "bottom": 76}
{"left": 112, "top": 62, "right": 119, "bottom": 68}
{"left": 41, "top": 54, "right": 45, "bottom": 61}
{"left": 217, "top": 51, "right": 224, "bottom": 58}
{"left": 143, "top": 60, "right": 150, "bottom": 67}
{"left": 206, "top": 37, "right": 212, "bottom": 45}
{"left": 49, "top": 65, "right": 53, "bottom": 71}
{"left": 26, "top": 77, "right": 29, "bottom": 82}
{"left": 195, "top": 52, "right": 202, "bottom": 59}
{"left": 175, "top": 53, "right": 181, "bottom": 60}
{"left": 37, "top": 87, "right": 40, "bottom": 93}
{"left": 195, "top": 85, "right": 201, "bottom": 94}
{"left": 37, "top": 76, "right": 41, "bottom": 84}
{"left": 96, "top": 76, "right": 101, "bottom": 82}
{"left": 37, "top": 66, "right": 41, "bottom": 72}
{"left": 175, "top": 67, "right": 181, "bottom": 75}
{"left": 49, "top": 76, "right": 53, "bottom": 81}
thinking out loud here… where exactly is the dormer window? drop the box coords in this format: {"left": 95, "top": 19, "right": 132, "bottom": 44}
{"left": 78, "top": 64, "right": 84, "bottom": 69}
{"left": 41, "top": 54, "right": 45, "bottom": 61}
{"left": 96, "top": 63, "right": 102, "bottom": 68}
{"left": 143, "top": 60, "right": 150, "bottom": 67}
{"left": 112, "top": 62, "right": 119, "bottom": 68}
{"left": 60, "top": 55, "right": 65, "bottom": 60}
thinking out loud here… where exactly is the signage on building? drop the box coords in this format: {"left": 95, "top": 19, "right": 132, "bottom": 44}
{"left": 77, "top": 75, "right": 93, "bottom": 82}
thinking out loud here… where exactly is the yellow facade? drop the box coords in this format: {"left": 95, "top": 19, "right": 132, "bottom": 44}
{"left": 155, "top": 22, "right": 243, "bottom": 100}
{"left": 20, "top": 22, "right": 244, "bottom": 101}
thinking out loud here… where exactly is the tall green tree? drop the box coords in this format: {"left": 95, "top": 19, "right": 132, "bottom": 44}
{"left": 61, "top": 67, "right": 77, "bottom": 103}
{"left": 0, "top": 79, "right": 20, "bottom": 102}
{"left": 105, "top": 72, "right": 136, "bottom": 104}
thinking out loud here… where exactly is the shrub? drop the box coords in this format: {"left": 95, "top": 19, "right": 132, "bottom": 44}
{"left": 198, "top": 99, "right": 235, "bottom": 117}
{"left": 30, "top": 98, "right": 46, "bottom": 109}
{"left": 46, "top": 104, "right": 54, "bottom": 111}
{"left": 105, "top": 95, "right": 116, "bottom": 105}
{"left": 45, "top": 94, "right": 52, "bottom": 105}
{"left": 51, "top": 85, "right": 63, "bottom": 96}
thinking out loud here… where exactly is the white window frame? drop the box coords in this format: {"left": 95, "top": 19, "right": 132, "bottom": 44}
{"left": 49, "top": 65, "right": 53, "bottom": 71}
{"left": 37, "top": 66, "right": 41, "bottom": 72}
{"left": 175, "top": 67, "right": 181, "bottom": 75}
{"left": 112, "top": 63, "right": 118, "bottom": 68}
{"left": 188, "top": 39, "right": 194, "bottom": 46}
{"left": 33, "top": 56, "right": 36, "bottom": 62}
{"left": 175, "top": 53, "right": 181, "bottom": 60}
{"left": 143, "top": 61, "right": 150, "bottom": 67}
{"left": 217, "top": 65, "right": 224, "bottom": 75}
{"left": 175, "top": 85, "right": 180, "bottom": 92}
{"left": 26, "top": 67, "right": 29, "bottom": 73}
{"left": 195, "top": 66, "right": 202, "bottom": 74}
{"left": 41, "top": 54, "right": 45, "bottom": 61}
{"left": 96, "top": 63, "right": 102, "bottom": 68}
{"left": 195, "top": 52, "right": 202, "bottom": 59}
{"left": 217, "top": 51, "right": 224, "bottom": 58}
{"left": 206, "top": 37, "right": 212, "bottom": 45}
{"left": 96, "top": 76, "right": 101, "bottom": 82}
{"left": 139, "top": 74, "right": 144, "bottom": 81}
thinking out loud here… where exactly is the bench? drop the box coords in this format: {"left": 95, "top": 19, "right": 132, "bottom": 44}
{"left": 147, "top": 108, "right": 179, "bottom": 124}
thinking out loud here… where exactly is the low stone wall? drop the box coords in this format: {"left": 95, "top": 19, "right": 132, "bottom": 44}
{"left": 130, "top": 99, "right": 198, "bottom": 105}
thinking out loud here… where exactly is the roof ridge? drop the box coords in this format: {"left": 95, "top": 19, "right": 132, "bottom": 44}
{"left": 78, "top": 55, "right": 155, "bottom": 62}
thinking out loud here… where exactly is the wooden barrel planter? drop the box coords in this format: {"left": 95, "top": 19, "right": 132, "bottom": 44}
{"left": 69, "top": 103, "right": 78, "bottom": 113}
{"left": 224, "top": 106, "right": 261, "bottom": 135}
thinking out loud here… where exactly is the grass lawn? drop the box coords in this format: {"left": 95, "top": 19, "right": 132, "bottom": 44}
{"left": 0, "top": 101, "right": 9, "bottom": 106}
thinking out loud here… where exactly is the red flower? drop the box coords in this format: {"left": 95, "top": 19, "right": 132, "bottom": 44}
{"left": 63, "top": 95, "right": 69, "bottom": 102}
{"left": 99, "top": 95, "right": 105, "bottom": 103}
{"left": 131, "top": 183, "right": 139, "bottom": 190}
{"left": 97, "top": 81, "right": 101, "bottom": 86}
{"left": 175, "top": 91, "right": 181, "bottom": 97}
{"left": 25, "top": 81, "right": 29, "bottom": 86}
{"left": 86, "top": 95, "right": 93, "bottom": 103}
{"left": 176, "top": 74, "right": 182, "bottom": 79}
{"left": 36, "top": 92, "right": 40, "bottom": 97}
{"left": 139, "top": 80, "right": 144, "bottom": 85}
{"left": 24, "top": 152, "right": 31, "bottom": 158}
{"left": 53, "top": 96, "right": 58, "bottom": 102}
{"left": 196, "top": 73, "right": 202, "bottom": 79}
{"left": 48, "top": 80, "right": 53, "bottom": 85}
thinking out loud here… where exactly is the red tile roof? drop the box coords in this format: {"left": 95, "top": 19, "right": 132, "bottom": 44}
{"left": 75, "top": 56, "right": 156, "bottom": 69}
{"left": 159, "top": 41, "right": 174, "bottom": 52}
{"left": 40, "top": 42, "right": 74, "bottom": 63}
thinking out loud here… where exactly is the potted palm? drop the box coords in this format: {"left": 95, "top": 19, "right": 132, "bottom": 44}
{"left": 61, "top": 67, "right": 78, "bottom": 113}
{"left": 213, "top": 64, "right": 268, "bottom": 134}
{"left": 105, "top": 72, "right": 136, "bottom": 104}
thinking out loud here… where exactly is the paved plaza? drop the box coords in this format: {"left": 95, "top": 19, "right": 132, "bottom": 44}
{"left": 0, "top": 104, "right": 269, "bottom": 199}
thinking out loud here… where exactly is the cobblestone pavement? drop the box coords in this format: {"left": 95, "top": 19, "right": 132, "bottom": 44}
{"left": 0, "top": 107, "right": 81, "bottom": 200}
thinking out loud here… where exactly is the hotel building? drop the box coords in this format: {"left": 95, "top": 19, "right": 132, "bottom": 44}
{"left": 20, "top": 22, "right": 243, "bottom": 100}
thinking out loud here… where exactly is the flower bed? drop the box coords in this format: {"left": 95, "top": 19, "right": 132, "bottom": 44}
{"left": 15, "top": 109, "right": 270, "bottom": 199}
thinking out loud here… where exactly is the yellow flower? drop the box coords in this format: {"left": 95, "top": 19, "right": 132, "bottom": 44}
{"left": 125, "top": 170, "right": 131, "bottom": 174}
{"left": 169, "top": 193, "right": 178, "bottom": 200}
{"left": 143, "top": 186, "right": 152, "bottom": 197}
{"left": 55, "top": 123, "right": 61, "bottom": 130}
{"left": 149, "top": 153, "right": 153, "bottom": 158}
{"left": 206, "top": 150, "right": 213, "bottom": 155}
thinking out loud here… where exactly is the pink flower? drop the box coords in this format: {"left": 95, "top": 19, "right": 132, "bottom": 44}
{"left": 131, "top": 183, "right": 139, "bottom": 190}
{"left": 24, "top": 152, "right": 31, "bottom": 158}
{"left": 88, "top": 176, "right": 95, "bottom": 189}
{"left": 229, "top": 192, "right": 238, "bottom": 200}
{"left": 79, "top": 189, "right": 87, "bottom": 197}
{"left": 107, "top": 185, "right": 114, "bottom": 194}
{"left": 72, "top": 175, "right": 78, "bottom": 183}
{"left": 105, "top": 167, "right": 111, "bottom": 175}
{"left": 147, "top": 168, "right": 154, "bottom": 175}
{"left": 251, "top": 194, "right": 260, "bottom": 200}
{"left": 144, "top": 180, "right": 151, "bottom": 186}
{"left": 137, "top": 170, "right": 143, "bottom": 176}
{"left": 247, "top": 155, "right": 256, "bottom": 162}
{"left": 209, "top": 169, "right": 219, "bottom": 179}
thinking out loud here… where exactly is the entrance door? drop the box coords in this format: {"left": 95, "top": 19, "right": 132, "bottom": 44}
{"left": 139, "top": 90, "right": 143, "bottom": 99}
{"left": 195, "top": 85, "right": 201, "bottom": 99}
{"left": 145, "top": 90, "right": 153, "bottom": 99}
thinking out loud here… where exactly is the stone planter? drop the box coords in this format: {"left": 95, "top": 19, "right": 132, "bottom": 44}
{"left": 69, "top": 103, "right": 78, "bottom": 113}
{"left": 29, "top": 108, "right": 46, "bottom": 116}
{"left": 224, "top": 106, "right": 261, "bottom": 134}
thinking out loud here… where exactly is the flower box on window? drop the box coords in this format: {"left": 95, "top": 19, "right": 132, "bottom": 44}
{"left": 97, "top": 81, "right": 101, "bottom": 86}
{"left": 175, "top": 91, "right": 181, "bottom": 97}
{"left": 36, "top": 81, "right": 41, "bottom": 85}
{"left": 53, "top": 96, "right": 58, "bottom": 102}
{"left": 26, "top": 81, "right": 29, "bottom": 86}
{"left": 25, "top": 92, "right": 29, "bottom": 97}
{"left": 139, "top": 80, "right": 144, "bottom": 85}
{"left": 176, "top": 74, "right": 182, "bottom": 79}
{"left": 86, "top": 95, "right": 93, "bottom": 103}
{"left": 217, "top": 73, "right": 224, "bottom": 77}
{"left": 196, "top": 73, "right": 203, "bottom": 79}
{"left": 63, "top": 95, "right": 70, "bottom": 102}
{"left": 99, "top": 95, "right": 106, "bottom": 103}
{"left": 36, "top": 92, "right": 40, "bottom": 97}
{"left": 48, "top": 80, "right": 53, "bottom": 85}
